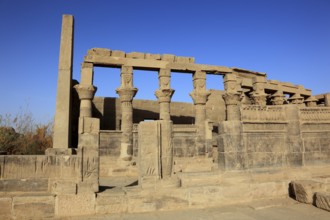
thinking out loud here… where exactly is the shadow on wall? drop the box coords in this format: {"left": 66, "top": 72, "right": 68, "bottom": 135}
{"left": 92, "top": 97, "right": 195, "bottom": 130}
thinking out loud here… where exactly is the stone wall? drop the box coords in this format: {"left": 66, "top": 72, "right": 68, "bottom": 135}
{"left": 92, "top": 89, "right": 226, "bottom": 130}
{"left": 218, "top": 105, "right": 330, "bottom": 170}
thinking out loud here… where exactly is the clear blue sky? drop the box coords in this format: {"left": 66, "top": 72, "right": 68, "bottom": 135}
{"left": 0, "top": 0, "right": 329, "bottom": 123}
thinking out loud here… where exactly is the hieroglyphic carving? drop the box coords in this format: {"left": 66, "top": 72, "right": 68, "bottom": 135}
{"left": 241, "top": 106, "right": 286, "bottom": 122}
{"left": 300, "top": 108, "right": 330, "bottom": 122}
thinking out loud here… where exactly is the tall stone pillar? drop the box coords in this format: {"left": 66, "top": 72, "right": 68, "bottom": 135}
{"left": 52, "top": 15, "right": 74, "bottom": 152}
{"left": 116, "top": 66, "right": 138, "bottom": 161}
{"left": 155, "top": 69, "right": 174, "bottom": 120}
{"left": 325, "top": 93, "right": 330, "bottom": 106}
{"left": 250, "top": 76, "right": 267, "bottom": 106}
{"left": 223, "top": 74, "right": 241, "bottom": 121}
{"left": 190, "top": 71, "right": 210, "bottom": 155}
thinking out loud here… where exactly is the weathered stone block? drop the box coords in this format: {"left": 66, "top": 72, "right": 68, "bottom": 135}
{"left": 55, "top": 193, "right": 96, "bottom": 216}
{"left": 96, "top": 190, "right": 127, "bottom": 214}
{"left": 291, "top": 180, "right": 324, "bottom": 204}
{"left": 315, "top": 192, "right": 330, "bottom": 211}
{"left": 0, "top": 178, "right": 48, "bottom": 192}
{"left": 88, "top": 48, "right": 111, "bottom": 56}
{"left": 126, "top": 52, "right": 145, "bottom": 59}
{"left": 111, "top": 50, "right": 125, "bottom": 57}
{"left": 0, "top": 198, "right": 12, "bottom": 217}
{"left": 78, "top": 117, "right": 100, "bottom": 134}
{"left": 145, "top": 53, "right": 161, "bottom": 60}
{"left": 175, "top": 56, "right": 190, "bottom": 63}
{"left": 13, "top": 195, "right": 55, "bottom": 218}
{"left": 51, "top": 180, "right": 77, "bottom": 194}
{"left": 161, "top": 54, "right": 175, "bottom": 62}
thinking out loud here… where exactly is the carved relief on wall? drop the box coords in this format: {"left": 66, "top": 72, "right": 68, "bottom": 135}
{"left": 300, "top": 108, "right": 330, "bottom": 122}
{"left": 241, "top": 106, "right": 286, "bottom": 122}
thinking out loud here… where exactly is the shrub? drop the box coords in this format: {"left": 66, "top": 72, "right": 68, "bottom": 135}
{"left": 0, "top": 107, "right": 53, "bottom": 155}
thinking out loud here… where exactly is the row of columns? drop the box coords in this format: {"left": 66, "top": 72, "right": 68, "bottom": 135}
{"left": 74, "top": 64, "right": 211, "bottom": 160}
{"left": 222, "top": 74, "right": 321, "bottom": 121}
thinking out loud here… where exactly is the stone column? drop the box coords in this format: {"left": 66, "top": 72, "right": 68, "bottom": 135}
{"left": 155, "top": 69, "right": 174, "bottom": 120}
{"left": 116, "top": 66, "right": 138, "bottom": 161}
{"left": 324, "top": 93, "right": 330, "bottom": 106}
{"left": 223, "top": 74, "right": 241, "bottom": 121}
{"left": 52, "top": 15, "right": 74, "bottom": 152}
{"left": 190, "top": 71, "right": 211, "bottom": 155}
{"left": 270, "top": 90, "right": 285, "bottom": 105}
{"left": 74, "top": 84, "right": 97, "bottom": 117}
{"left": 250, "top": 76, "right": 267, "bottom": 106}
{"left": 305, "top": 96, "right": 318, "bottom": 107}
{"left": 288, "top": 93, "right": 305, "bottom": 107}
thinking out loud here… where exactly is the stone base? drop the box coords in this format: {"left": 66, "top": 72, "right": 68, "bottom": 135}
{"left": 315, "top": 192, "right": 330, "bottom": 212}
{"left": 45, "top": 148, "right": 77, "bottom": 155}
{"left": 291, "top": 180, "right": 324, "bottom": 204}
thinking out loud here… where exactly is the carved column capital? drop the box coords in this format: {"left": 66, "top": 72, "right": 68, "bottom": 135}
{"left": 222, "top": 93, "right": 241, "bottom": 106}
{"left": 155, "top": 88, "right": 175, "bottom": 103}
{"left": 304, "top": 96, "right": 318, "bottom": 107}
{"left": 190, "top": 90, "right": 211, "bottom": 105}
{"left": 74, "top": 84, "right": 97, "bottom": 100}
{"left": 249, "top": 92, "right": 267, "bottom": 106}
{"left": 270, "top": 90, "right": 285, "bottom": 105}
{"left": 288, "top": 93, "right": 304, "bottom": 105}
{"left": 116, "top": 87, "right": 138, "bottom": 102}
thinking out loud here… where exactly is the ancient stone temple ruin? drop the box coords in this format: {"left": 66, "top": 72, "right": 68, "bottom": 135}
{"left": 1, "top": 14, "right": 330, "bottom": 218}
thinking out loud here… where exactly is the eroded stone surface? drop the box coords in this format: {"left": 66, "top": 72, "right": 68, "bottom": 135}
{"left": 291, "top": 180, "right": 324, "bottom": 204}
{"left": 315, "top": 192, "right": 330, "bottom": 212}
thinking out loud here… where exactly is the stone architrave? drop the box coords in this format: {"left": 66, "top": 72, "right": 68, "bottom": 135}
{"left": 53, "top": 15, "right": 74, "bottom": 150}
{"left": 223, "top": 73, "right": 241, "bottom": 121}
{"left": 155, "top": 68, "right": 174, "bottom": 120}
{"left": 116, "top": 66, "right": 138, "bottom": 161}
{"left": 250, "top": 76, "right": 267, "bottom": 106}
{"left": 190, "top": 70, "right": 211, "bottom": 155}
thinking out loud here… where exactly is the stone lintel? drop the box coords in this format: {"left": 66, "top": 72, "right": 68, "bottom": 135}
{"left": 84, "top": 55, "right": 232, "bottom": 73}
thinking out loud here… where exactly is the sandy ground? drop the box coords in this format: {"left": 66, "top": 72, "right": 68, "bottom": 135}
{"left": 57, "top": 198, "right": 330, "bottom": 220}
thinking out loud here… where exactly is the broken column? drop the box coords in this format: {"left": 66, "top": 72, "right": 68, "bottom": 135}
{"left": 223, "top": 74, "right": 241, "bottom": 121}
{"left": 52, "top": 15, "right": 74, "bottom": 152}
{"left": 155, "top": 68, "right": 174, "bottom": 120}
{"left": 73, "top": 61, "right": 99, "bottom": 193}
{"left": 250, "top": 76, "right": 267, "bottom": 106}
{"left": 116, "top": 66, "right": 138, "bottom": 161}
{"left": 190, "top": 70, "right": 210, "bottom": 155}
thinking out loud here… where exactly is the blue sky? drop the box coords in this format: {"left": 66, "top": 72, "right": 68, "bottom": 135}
{"left": 0, "top": 0, "right": 329, "bottom": 123}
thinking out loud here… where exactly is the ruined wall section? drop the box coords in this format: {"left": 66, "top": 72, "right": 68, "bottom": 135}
{"left": 218, "top": 105, "right": 330, "bottom": 170}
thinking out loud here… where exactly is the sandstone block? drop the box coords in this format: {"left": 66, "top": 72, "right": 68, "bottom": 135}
{"left": 162, "top": 54, "right": 175, "bottom": 62}
{"left": 88, "top": 48, "right": 111, "bottom": 56}
{"left": 51, "top": 180, "right": 77, "bottom": 194}
{"left": 126, "top": 52, "right": 145, "bottom": 59}
{"left": 0, "top": 198, "right": 12, "bottom": 217}
{"left": 315, "top": 192, "right": 330, "bottom": 212}
{"left": 0, "top": 178, "right": 48, "bottom": 192}
{"left": 13, "top": 195, "right": 55, "bottom": 218}
{"left": 291, "top": 180, "right": 324, "bottom": 204}
{"left": 96, "top": 191, "right": 127, "bottom": 214}
{"left": 55, "top": 193, "right": 96, "bottom": 216}
{"left": 145, "top": 53, "right": 161, "bottom": 60}
{"left": 111, "top": 50, "right": 126, "bottom": 57}
{"left": 175, "top": 56, "right": 190, "bottom": 63}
